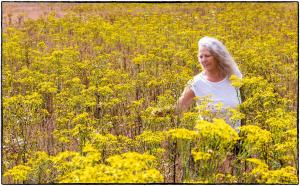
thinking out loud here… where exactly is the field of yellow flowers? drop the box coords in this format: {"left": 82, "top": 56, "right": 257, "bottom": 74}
{"left": 2, "top": 2, "right": 298, "bottom": 184}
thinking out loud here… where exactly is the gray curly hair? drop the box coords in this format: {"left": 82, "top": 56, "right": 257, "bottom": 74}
{"left": 198, "top": 36, "right": 242, "bottom": 78}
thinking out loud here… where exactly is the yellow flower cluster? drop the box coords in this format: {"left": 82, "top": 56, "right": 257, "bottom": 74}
{"left": 2, "top": 2, "right": 297, "bottom": 184}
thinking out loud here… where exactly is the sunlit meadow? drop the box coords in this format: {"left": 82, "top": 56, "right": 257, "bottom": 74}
{"left": 2, "top": 2, "right": 298, "bottom": 184}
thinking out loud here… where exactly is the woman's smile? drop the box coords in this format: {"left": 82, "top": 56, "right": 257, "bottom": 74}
{"left": 198, "top": 46, "right": 218, "bottom": 71}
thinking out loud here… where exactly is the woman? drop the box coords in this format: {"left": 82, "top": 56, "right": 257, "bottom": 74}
{"left": 177, "top": 36, "right": 242, "bottom": 129}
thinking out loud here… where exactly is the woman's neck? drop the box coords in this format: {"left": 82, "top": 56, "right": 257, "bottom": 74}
{"left": 204, "top": 69, "right": 226, "bottom": 82}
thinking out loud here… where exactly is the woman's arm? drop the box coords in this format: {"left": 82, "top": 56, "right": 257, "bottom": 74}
{"left": 176, "top": 87, "right": 195, "bottom": 113}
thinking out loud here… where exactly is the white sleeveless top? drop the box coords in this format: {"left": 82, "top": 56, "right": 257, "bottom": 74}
{"left": 189, "top": 72, "right": 242, "bottom": 128}
{"left": 190, "top": 72, "right": 241, "bottom": 108}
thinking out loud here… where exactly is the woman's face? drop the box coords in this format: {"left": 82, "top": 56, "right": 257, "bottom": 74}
{"left": 198, "top": 46, "right": 218, "bottom": 72}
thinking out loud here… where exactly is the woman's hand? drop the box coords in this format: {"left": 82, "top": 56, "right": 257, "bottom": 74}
{"left": 176, "top": 87, "right": 195, "bottom": 114}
